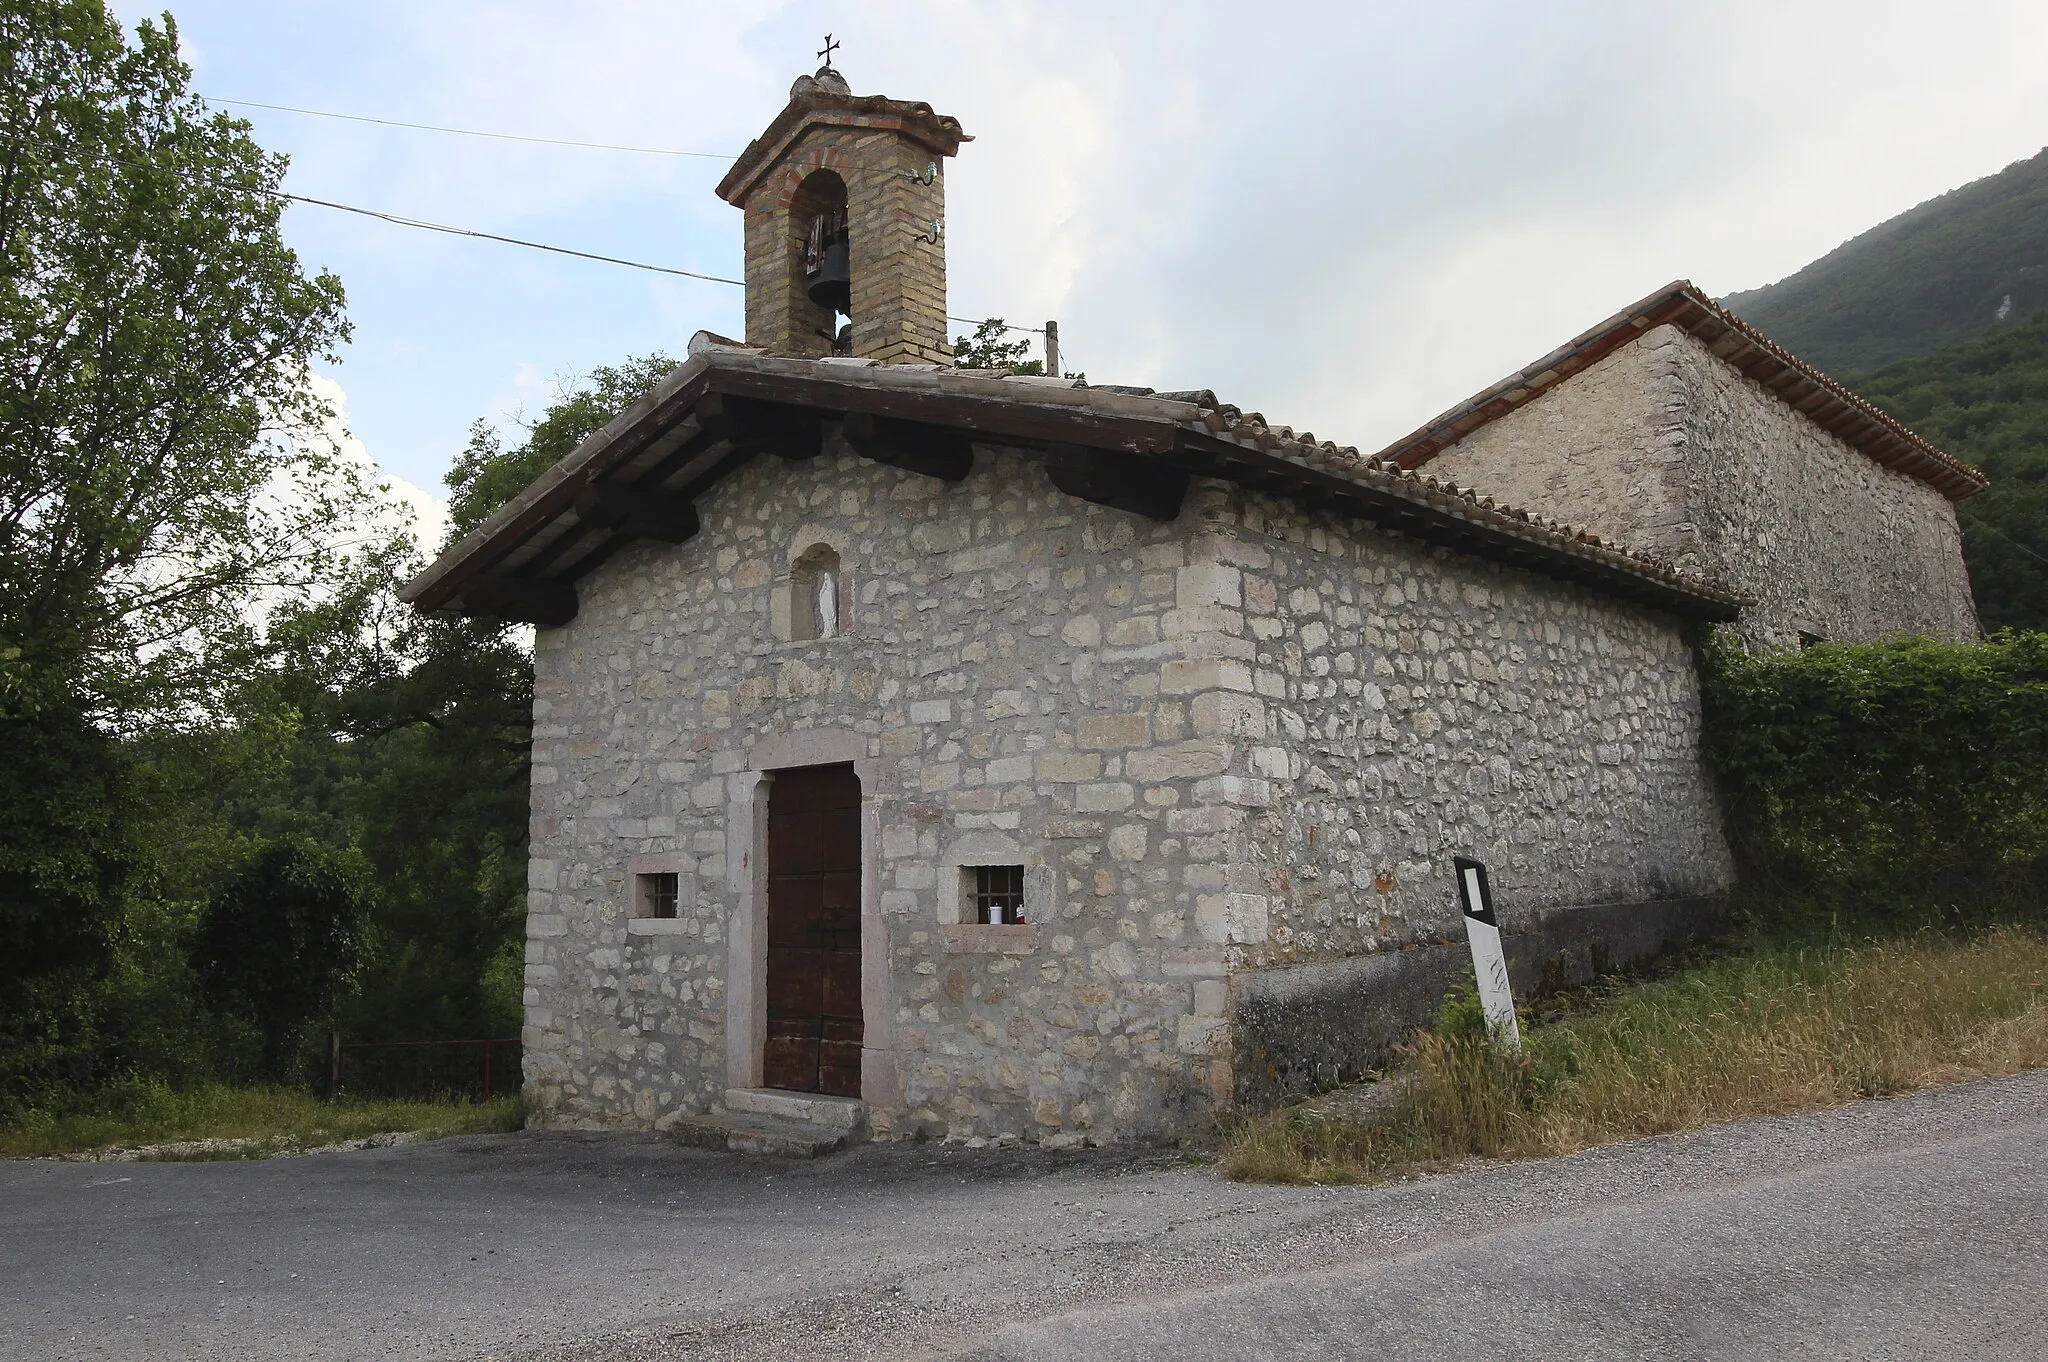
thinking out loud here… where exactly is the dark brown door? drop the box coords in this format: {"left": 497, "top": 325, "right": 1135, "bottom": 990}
{"left": 764, "top": 763, "right": 863, "bottom": 1097}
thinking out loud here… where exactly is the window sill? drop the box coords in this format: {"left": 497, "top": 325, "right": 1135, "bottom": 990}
{"left": 627, "top": 918, "right": 691, "bottom": 936}
{"left": 941, "top": 923, "right": 1039, "bottom": 955}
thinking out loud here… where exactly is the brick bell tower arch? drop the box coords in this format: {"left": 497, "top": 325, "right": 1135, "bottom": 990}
{"left": 715, "top": 64, "right": 969, "bottom": 364}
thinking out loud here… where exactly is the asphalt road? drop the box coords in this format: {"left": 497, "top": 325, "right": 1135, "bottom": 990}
{"left": 4, "top": 1069, "right": 2045, "bottom": 1361}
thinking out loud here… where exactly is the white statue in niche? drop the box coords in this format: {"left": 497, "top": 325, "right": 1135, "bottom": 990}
{"left": 814, "top": 566, "right": 838, "bottom": 638}
{"left": 791, "top": 543, "right": 842, "bottom": 641}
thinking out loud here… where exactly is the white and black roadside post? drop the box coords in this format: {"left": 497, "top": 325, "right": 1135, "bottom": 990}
{"left": 1453, "top": 856, "right": 1522, "bottom": 1054}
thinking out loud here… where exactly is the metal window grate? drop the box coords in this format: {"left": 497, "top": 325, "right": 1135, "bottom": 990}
{"left": 640, "top": 872, "right": 679, "bottom": 919}
{"left": 974, "top": 865, "right": 1025, "bottom": 925}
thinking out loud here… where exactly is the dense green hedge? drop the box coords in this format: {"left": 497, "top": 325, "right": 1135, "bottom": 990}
{"left": 1699, "top": 632, "right": 2048, "bottom": 917}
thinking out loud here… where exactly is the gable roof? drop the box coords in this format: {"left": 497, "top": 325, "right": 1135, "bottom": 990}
{"left": 399, "top": 341, "right": 1747, "bottom": 628}
{"left": 1378, "top": 281, "right": 1988, "bottom": 501}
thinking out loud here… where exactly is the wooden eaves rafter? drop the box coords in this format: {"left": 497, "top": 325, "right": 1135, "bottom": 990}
{"left": 398, "top": 353, "right": 1749, "bottom": 628}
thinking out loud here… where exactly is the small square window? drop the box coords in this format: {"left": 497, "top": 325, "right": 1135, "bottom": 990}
{"left": 971, "top": 865, "right": 1026, "bottom": 925}
{"left": 637, "top": 872, "right": 679, "bottom": 920}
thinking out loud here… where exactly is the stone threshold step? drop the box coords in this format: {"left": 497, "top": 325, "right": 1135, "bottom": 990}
{"left": 724, "top": 1087, "right": 865, "bottom": 1132}
{"left": 672, "top": 1112, "right": 850, "bottom": 1159}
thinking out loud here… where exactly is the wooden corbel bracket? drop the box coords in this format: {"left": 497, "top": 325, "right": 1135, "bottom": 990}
{"left": 460, "top": 576, "right": 579, "bottom": 628}
{"left": 1044, "top": 443, "right": 1188, "bottom": 522}
{"left": 841, "top": 411, "right": 974, "bottom": 481}
{"left": 573, "top": 482, "right": 702, "bottom": 544}
{"left": 697, "top": 392, "right": 825, "bottom": 461}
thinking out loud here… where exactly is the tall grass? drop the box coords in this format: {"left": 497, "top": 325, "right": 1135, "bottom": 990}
{"left": 1, "top": 1081, "right": 525, "bottom": 1160}
{"left": 1227, "top": 925, "right": 2048, "bottom": 1184}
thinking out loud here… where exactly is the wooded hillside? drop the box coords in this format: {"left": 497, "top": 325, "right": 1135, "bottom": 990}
{"left": 1848, "top": 312, "right": 2048, "bottom": 632}
{"left": 1724, "top": 147, "right": 2048, "bottom": 373}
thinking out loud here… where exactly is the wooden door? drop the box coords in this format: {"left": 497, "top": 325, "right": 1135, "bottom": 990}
{"left": 764, "top": 763, "right": 863, "bottom": 1096}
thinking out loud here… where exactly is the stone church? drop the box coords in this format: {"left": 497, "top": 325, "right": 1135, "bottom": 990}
{"left": 401, "top": 65, "right": 1984, "bottom": 1151}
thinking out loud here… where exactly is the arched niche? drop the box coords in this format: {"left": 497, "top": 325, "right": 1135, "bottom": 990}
{"left": 789, "top": 541, "right": 844, "bottom": 642}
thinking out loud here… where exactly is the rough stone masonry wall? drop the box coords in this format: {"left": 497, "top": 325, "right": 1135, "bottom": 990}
{"left": 1190, "top": 489, "right": 1734, "bottom": 1103}
{"left": 1425, "top": 324, "right": 1980, "bottom": 649}
{"left": 522, "top": 440, "right": 1731, "bottom": 1144}
{"left": 1202, "top": 487, "right": 1733, "bottom": 958}
{"left": 1422, "top": 332, "right": 1695, "bottom": 564}
{"left": 1664, "top": 327, "right": 1980, "bottom": 650}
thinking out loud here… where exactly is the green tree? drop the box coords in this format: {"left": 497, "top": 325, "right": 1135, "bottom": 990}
{"left": 170, "top": 357, "right": 682, "bottom": 1083}
{"left": 952, "top": 317, "right": 1043, "bottom": 374}
{"left": 336, "top": 355, "right": 686, "bottom": 1054}
{"left": 281, "top": 601, "right": 535, "bottom": 1059}
{"left": 193, "top": 835, "right": 371, "bottom": 1073}
{"left": 0, "top": 0, "right": 355, "bottom": 722}
{"left": 0, "top": 696, "right": 145, "bottom": 1111}
{"left": 0, "top": 1, "right": 357, "bottom": 1106}
{"left": 446, "top": 354, "right": 676, "bottom": 539}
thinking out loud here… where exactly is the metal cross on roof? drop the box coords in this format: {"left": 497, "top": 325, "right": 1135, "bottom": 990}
{"left": 817, "top": 34, "right": 840, "bottom": 69}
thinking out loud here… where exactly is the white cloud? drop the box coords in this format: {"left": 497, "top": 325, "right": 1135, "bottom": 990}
{"left": 308, "top": 372, "right": 451, "bottom": 554}
{"left": 128, "top": 0, "right": 2048, "bottom": 490}
{"left": 493, "top": 361, "right": 561, "bottom": 434}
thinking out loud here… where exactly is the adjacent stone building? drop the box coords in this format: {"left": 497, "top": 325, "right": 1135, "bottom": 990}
{"left": 1384, "top": 283, "right": 1984, "bottom": 651}
{"left": 400, "top": 65, "right": 1986, "bottom": 1149}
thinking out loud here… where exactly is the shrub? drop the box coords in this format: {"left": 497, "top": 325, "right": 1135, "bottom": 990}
{"left": 1699, "top": 631, "right": 2048, "bottom": 923}
{"left": 193, "top": 836, "right": 372, "bottom": 1075}
{"left": 0, "top": 699, "right": 146, "bottom": 1117}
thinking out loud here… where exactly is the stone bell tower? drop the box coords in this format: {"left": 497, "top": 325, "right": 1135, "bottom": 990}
{"left": 715, "top": 63, "right": 968, "bottom": 364}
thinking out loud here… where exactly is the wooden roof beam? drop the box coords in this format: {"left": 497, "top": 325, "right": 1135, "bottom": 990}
{"left": 841, "top": 411, "right": 974, "bottom": 481}
{"left": 698, "top": 392, "right": 825, "bottom": 461}
{"left": 711, "top": 369, "right": 1176, "bottom": 456}
{"left": 574, "top": 482, "right": 702, "bottom": 545}
{"left": 459, "top": 576, "right": 578, "bottom": 627}
{"left": 1045, "top": 443, "right": 1188, "bottom": 522}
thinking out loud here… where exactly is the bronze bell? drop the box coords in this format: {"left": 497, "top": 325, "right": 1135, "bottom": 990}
{"left": 807, "top": 234, "right": 850, "bottom": 314}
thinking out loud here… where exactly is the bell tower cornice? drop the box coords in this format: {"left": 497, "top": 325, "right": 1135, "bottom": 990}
{"left": 715, "top": 75, "right": 970, "bottom": 209}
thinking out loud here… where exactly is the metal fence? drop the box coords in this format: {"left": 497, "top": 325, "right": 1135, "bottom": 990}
{"left": 329, "top": 1035, "right": 520, "bottom": 1101}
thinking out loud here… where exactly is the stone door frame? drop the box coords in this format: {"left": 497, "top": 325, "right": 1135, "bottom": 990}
{"left": 724, "top": 728, "right": 899, "bottom": 1106}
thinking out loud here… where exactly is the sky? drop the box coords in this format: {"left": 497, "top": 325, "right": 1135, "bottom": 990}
{"left": 114, "top": 0, "right": 2048, "bottom": 540}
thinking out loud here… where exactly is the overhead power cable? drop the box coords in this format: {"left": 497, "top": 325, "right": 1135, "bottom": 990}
{"left": 960, "top": 319, "right": 1046, "bottom": 334}
{"left": 220, "top": 175, "right": 1046, "bottom": 336}
{"left": 266, "top": 186, "right": 746, "bottom": 285}
{"left": 182, "top": 104, "right": 1049, "bottom": 337}
{"left": 1960, "top": 509, "right": 2048, "bottom": 569}
{"left": 197, "top": 94, "right": 738, "bottom": 160}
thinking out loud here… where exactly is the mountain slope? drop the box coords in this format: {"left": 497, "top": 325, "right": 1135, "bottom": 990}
{"left": 1848, "top": 310, "right": 2048, "bottom": 632}
{"left": 1724, "top": 147, "right": 2048, "bottom": 373}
